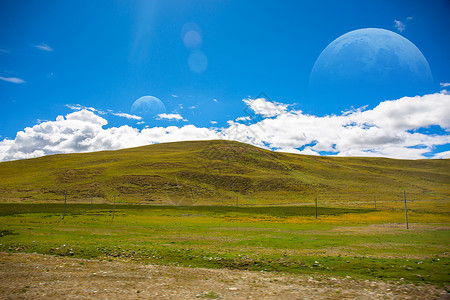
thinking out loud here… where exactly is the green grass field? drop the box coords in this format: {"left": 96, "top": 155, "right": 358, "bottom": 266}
{"left": 0, "top": 203, "right": 448, "bottom": 286}
{"left": 0, "top": 140, "right": 448, "bottom": 287}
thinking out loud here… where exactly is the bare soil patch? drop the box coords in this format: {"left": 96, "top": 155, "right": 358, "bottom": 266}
{"left": 0, "top": 252, "right": 448, "bottom": 299}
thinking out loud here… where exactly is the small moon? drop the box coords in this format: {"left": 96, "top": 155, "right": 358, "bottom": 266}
{"left": 131, "top": 96, "right": 166, "bottom": 118}
{"left": 309, "top": 28, "right": 433, "bottom": 114}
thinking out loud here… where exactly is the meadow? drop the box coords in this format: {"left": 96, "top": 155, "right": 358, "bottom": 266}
{"left": 0, "top": 141, "right": 448, "bottom": 289}
{"left": 0, "top": 203, "right": 448, "bottom": 287}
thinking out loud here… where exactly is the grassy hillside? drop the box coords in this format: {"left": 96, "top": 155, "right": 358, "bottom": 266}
{"left": 0, "top": 140, "right": 448, "bottom": 207}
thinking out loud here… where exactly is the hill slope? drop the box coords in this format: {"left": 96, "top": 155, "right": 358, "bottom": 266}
{"left": 0, "top": 140, "right": 448, "bottom": 206}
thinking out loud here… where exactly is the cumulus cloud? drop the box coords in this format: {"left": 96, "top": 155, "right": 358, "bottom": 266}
{"left": 223, "top": 94, "right": 450, "bottom": 159}
{"left": 440, "top": 83, "right": 450, "bottom": 88}
{"left": 0, "top": 76, "right": 25, "bottom": 84}
{"left": 157, "top": 113, "right": 187, "bottom": 121}
{"left": 0, "top": 110, "right": 216, "bottom": 161}
{"left": 0, "top": 93, "right": 449, "bottom": 162}
{"left": 0, "top": 110, "right": 106, "bottom": 161}
{"left": 33, "top": 43, "right": 53, "bottom": 52}
{"left": 243, "top": 97, "right": 288, "bottom": 117}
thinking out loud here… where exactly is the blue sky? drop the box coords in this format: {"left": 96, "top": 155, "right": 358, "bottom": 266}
{"left": 1, "top": 0, "right": 449, "bottom": 160}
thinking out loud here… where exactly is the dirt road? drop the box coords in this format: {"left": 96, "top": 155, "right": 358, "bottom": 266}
{"left": 0, "top": 252, "right": 448, "bottom": 299}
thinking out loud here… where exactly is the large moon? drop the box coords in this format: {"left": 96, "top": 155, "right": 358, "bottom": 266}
{"left": 309, "top": 28, "right": 433, "bottom": 114}
{"left": 131, "top": 96, "right": 166, "bottom": 119}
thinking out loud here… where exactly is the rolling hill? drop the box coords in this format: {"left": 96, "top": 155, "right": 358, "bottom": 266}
{"left": 0, "top": 140, "right": 448, "bottom": 206}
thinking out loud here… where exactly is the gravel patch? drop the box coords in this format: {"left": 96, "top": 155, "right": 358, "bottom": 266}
{"left": 0, "top": 252, "right": 448, "bottom": 299}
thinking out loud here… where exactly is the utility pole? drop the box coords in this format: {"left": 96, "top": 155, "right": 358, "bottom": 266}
{"left": 315, "top": 195, "right": 318, "bottom": 219}
{"left": 62, "top": 190, "right": 67, "bottom": 219}
{"left": 403, "top": 190, "right": 409, "bottom": 229}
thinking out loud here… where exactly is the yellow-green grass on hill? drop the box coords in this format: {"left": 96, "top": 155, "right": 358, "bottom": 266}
{"left": 0, "top": 140, "right": 448, "bottom": 209}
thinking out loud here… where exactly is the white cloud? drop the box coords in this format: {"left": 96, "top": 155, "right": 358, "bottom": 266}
{"left": 0, "top": 110, "right": 217, "bottom": 161}
{"left": 210, "top": 121, "right": 217, "bottom": 125}
{"left": 33, "top": 43, "right": 53, "bottom": 52}
{"left": 439, "top": 83, "right": 450, "bottom": 94}
{"left": 171, "top": 94, "right": 179, "bottom": 98}
{"left": 0, "top": 76, "right": 25, "bottom": 84}
{"left": 222, "top": 93, "right": 450, "bottom": 159}
{"left": 66, "top": 104, "right": 97, "bottom": 112}
{"left": 157, "top": 113, "right": 187, "bottom": 121}
{"left": 1, "top": 93, "right": 449, "bottom": 162}
{"left": 236, "top": 116, "right": 251, "bottom": 122}
{"left": 394, "top": 17, "right": 413, "bottom": 33}
{"left": 67, "top": 104, "right": 140, "bottom": 119}
{"left": 274, "top": 148, "right": 303, "bottom": 155}
{"left": 111, "top": 112, "right": 142, "bottom": 121}
{"left": 394, "top": 20, "right": 406, "bottom": 32}
{"left": 434, "top": 151, "right": 450, "bottom": 159}
{"left": 243, "top": 97, "right": 288, "bottom": 117}
{"left": 213, "top": 99, "right": 218, "bottom": 103}
{"left": 351, "top": 93, "right": 450, "bottom": 131}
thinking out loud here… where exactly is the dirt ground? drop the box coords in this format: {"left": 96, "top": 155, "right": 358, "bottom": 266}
{"left": 0, "top": 252, "right": 448, "bottom": 299}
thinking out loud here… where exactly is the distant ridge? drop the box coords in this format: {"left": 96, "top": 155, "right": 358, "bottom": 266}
{"left": 0, "top": 140, "right": 448, "bottom": 205}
